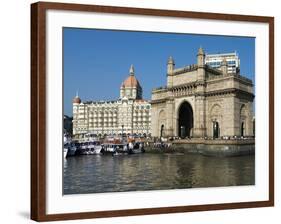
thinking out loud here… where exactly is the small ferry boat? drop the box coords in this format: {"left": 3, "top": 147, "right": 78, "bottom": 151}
{"left": 128, "top": 142, "right": 145, "bottom": 154}
{"left": 76, "top": 140, "right": 102, "bottom": 155}
{"left": 64, "top": 133, "right": 77, "bottom": 157}
{"left": 101, "top": 143, "right": 129, "bottom": 155}
{"left": 86, "top": 141, "right": 103, "bottom": 155}
{"left": 101, "top": 143, "right": 116, "bottom": 154}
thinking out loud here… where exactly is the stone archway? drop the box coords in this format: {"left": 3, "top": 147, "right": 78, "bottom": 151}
{"left": 210, "top": 104, "right": 222, "bottom": 138}
{"left": 178, "top": 101, "right": 193, "bottom": 138}
{"left": 240, "top": 104, "right": 247, "bottom": 136}
{"left": 158, "top": 110, "right": 166, "bottom": 137}
{"left": 160, "top": 124, "right": 164, "bottom": 138}
{"left": 213, "top": 121, "right": 220, "bottom": 138}
{"left": 241, "top": 122, "right": 245, "bottom": 137}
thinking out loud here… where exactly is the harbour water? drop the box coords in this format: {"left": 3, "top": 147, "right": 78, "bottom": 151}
{"left": 63, "top": 153, "right": 255, "bottom": 194}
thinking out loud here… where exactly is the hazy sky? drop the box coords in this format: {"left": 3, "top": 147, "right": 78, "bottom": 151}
{"left": 63, "top": 28, "right": 255, "bottom": 116}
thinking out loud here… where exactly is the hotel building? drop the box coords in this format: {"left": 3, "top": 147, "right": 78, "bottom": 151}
{"left": 72, "top": 65, "right": 151, "bottom": 136}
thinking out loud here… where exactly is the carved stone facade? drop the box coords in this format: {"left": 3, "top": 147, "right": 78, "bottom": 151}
{"left": 151, "top": 47, "right": 254, "bottom": 138}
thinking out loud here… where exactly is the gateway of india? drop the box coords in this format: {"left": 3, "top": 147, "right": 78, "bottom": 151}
{"left": 151, "top": 47, "right": 254, "bottom": 138}
{"left": 72, "top": 47, "right": 254, "bottom": 139}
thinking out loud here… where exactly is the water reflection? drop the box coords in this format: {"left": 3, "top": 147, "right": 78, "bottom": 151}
{"left": 64, "top": 153, "right": 255, "bottom": 194}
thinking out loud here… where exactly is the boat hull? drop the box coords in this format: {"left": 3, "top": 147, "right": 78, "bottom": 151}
{"left": 64, "top": 147, "right": 68, "bottom": 158}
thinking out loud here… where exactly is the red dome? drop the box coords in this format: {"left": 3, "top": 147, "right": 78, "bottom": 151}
{"left": 122, "top": 75, "right": 140, "bottom": 88}
{"left": 121, "top": 64, "right": 141, "bottom": 88}
{"left": 72, "top": 96, "right": 81, "bottom": 104}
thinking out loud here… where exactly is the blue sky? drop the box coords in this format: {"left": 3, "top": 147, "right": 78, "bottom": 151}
{"left": 64, "top": 28, "right": 255, "bottom": 116}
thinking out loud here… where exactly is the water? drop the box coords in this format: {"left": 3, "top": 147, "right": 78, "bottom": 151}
{"left": 63, "top": 153, "right": 255, "bottom": 194}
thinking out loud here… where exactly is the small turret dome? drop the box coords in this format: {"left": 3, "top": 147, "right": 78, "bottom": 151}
{"left": 73, "top": 96, "right": 81, "bottom": 104}
{"left": 198, "top": 46, "right": 205, "bottom": 55}
{"left": 167, "top": 56, "right": 175, "bottom": 64}
{"left": 73, "top": 91, "right": 81, "bottom": 104}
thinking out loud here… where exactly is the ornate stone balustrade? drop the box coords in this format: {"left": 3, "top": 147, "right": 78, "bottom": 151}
{"left": 173, "top": 64, "right": 198, "bottom": 75}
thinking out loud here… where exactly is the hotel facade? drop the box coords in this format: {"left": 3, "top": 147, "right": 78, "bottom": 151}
{"left": 72, "top": 65, "right": 151, "bottom": 136}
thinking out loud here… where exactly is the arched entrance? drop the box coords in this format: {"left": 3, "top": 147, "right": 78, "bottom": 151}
{"left": 240, "top": 104, "right": 247, "bottom": 137}
{"left": 178, "top": 101, "right": 193, "bottom": 138}
{"left": 213, "top": 121, "right": 220, "bottom": 138}
{"left": 160, "top": 124, "right": 164, "bottom": 138}
{"left": 210, "top": 104, "right": 222, "bottom": 139}
{"left": 158, "top": 110, "right": 166, "bottom": 138}
{"left": 241, "top": 122, "right": 244, "bottom": 137}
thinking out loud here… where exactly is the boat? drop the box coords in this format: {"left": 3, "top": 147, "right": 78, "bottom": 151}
{"left": 64, "top": 146, "right": 68, "bottom": 158}
{"left": 64, "top": 134, "right": 69, "bottom": 158}
{"left": 101, "top": 143, "right": 129, "bottom": 155}
{"left": 87, "top": 141, "right": 103, "bottom": 154}
{"left": 64, "top": 133, "right": 77, "bottom": 157}
{"left": 76, "top": 140, "right": 103, "bottom": 155}
{"left": 93, "top": 144, "right": 102, "bottom": 154}
{"left": 102, "top": 144, "right": 116, "bottom": 153}
{"left": 67, "top": 142, "right": 77, "bottom": 156}
{"left": 115, "top": 144, "right": 129, "bottom": 153}
{"left": 128, "top": 142, "right": 145, "bottom": 154}
{"left": 80, "top": 142, "right": 88, "bottom": 153}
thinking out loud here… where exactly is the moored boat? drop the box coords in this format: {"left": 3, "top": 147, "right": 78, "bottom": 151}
{"left": 67, "top": 142, "right": 77, "bottom": 156}
{"left": 64, "top": 133, "right": 77, "bottom": 157}
{"left": 64, "top": 134, "right": 69, "bottom": 158}
{"left": 128, "top": 141, "right": 145, "bottom": 154}
{"left": 86, "top": 141, "right": 103, "bottom": 155}
{"left": 76, "top": 140, "right": 103, "bottom": 155}
{"left": 64, "top": 147, "right": 68, "bottom": 158}
{"left": 101, "top": 143, "right": 129, "bottom": 155}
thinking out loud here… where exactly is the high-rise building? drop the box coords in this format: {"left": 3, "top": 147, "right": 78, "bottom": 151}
{"left": 72, "top": 65, "right": 151, "bottom": 137}
{"left": 205, "top": 52, "right": 240, "bottom": 74}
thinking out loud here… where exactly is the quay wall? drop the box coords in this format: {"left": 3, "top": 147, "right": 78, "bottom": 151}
{"left": 147, "top": 139, "right": 255, "bottom": 157}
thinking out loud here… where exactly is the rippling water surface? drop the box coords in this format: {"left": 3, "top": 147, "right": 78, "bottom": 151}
{"left": 64, "top": 153, "right": 255, "bottom": 194}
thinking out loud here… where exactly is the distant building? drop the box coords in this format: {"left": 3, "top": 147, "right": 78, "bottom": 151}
{"left": 64, "top": 115, "right": 73, "bottom": 135}
{"left": 151, "top": 47, "right": 254, "bottom": 138}
{"left": 205, "top": 51, "right": 240, "bottom": 74}
{"left": 72, "top": 65, "right": 151, "bottom": 136}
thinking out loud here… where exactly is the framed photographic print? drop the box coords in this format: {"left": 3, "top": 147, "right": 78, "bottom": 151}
{"left": 31, "top": 1, "right": 274, "bottom": 221}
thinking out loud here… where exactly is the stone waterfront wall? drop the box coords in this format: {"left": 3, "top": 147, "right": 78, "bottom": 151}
{"left": 147, "top": 139, "right": 255, "bottom": 157}
{"left": 169, "top": 142, "right": 255, "bottom": 157}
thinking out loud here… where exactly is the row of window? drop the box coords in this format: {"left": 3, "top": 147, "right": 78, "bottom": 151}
{"left": 135, "top": 105, "right": 151, "bottom": 110}
{"left": 206, "top": 60, "right": 237, "bottom": 67}
{"left": 74, "top": 105, "right": 150, "bottom": 110}
{"left": 75, "top": 111, "right": 150, "bottom": 116}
